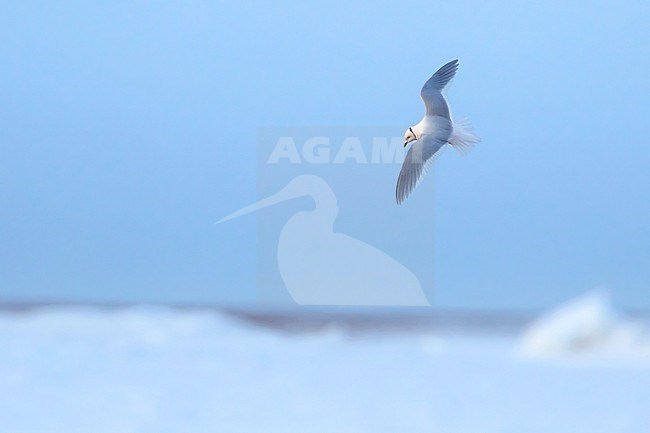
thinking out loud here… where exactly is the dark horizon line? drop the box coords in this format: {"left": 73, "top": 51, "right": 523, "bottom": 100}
{"left": 1, "top": 299, "right": 648, "bottom": 337}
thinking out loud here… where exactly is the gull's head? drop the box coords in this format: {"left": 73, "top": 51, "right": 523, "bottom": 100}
{"left": 403, "top": 127, "right": 417, "bottom": 147}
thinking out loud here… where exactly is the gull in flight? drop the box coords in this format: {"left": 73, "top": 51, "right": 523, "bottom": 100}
{"left": 396, "top": 59, "right": 480, "bottom": 204}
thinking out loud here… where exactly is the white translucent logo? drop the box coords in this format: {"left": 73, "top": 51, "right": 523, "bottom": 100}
{"left": 218, "top": 175, "right": 429, "bottom": 306}
{"left": 267, "top": 136, "right": 406, "bottom": 164}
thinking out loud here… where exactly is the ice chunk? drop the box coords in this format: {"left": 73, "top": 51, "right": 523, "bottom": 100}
{"left": 520, "top": 291, "right": 650, "bottom": 359}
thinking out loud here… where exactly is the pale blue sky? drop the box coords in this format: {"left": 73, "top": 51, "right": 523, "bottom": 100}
{"left": 1, "top": 1, "right": 648, "bottom": 309}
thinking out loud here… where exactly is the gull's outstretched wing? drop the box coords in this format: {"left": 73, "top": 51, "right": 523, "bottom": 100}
{"left": 420, "top": 59, "right": 458, "bottom": 118}
{"left": 396, "top": 132, "right": 449, "bottom": 204}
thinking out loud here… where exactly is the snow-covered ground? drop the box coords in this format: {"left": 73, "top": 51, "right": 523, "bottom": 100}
{"left": 1, "top": 293, "right": 649, "bottom": 433}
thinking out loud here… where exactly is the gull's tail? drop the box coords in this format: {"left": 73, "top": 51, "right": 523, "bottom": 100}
{"left": 450, "top": 118, "right": 480, "bottom": 155}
